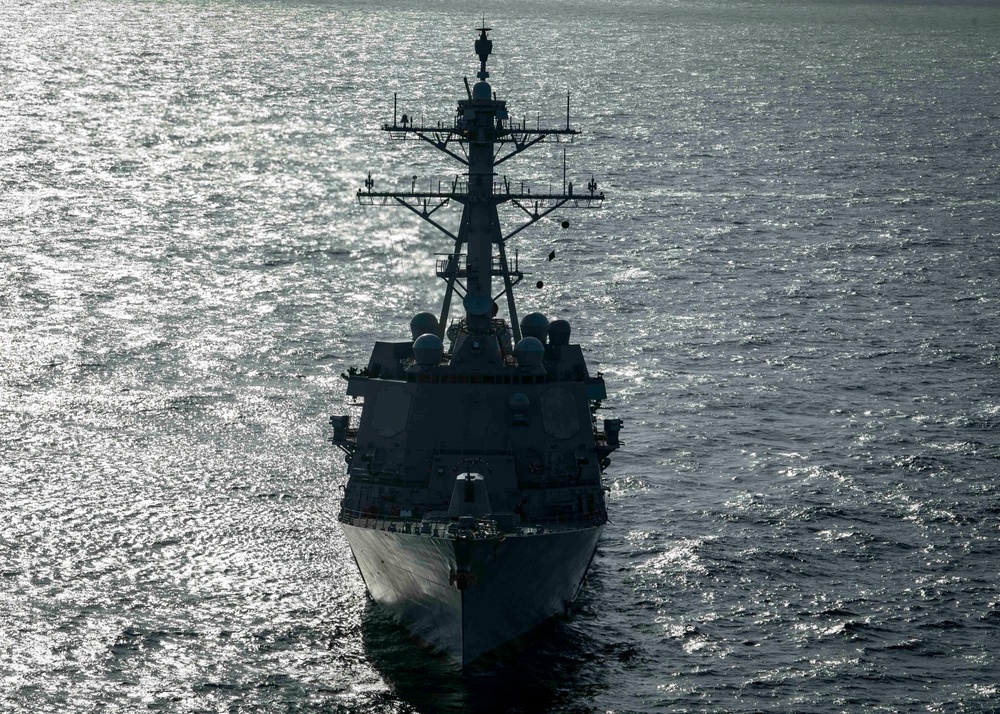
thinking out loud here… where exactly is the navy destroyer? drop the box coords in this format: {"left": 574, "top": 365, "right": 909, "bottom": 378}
{"left": 331, "top": 27, "right": 621, "bottom": 668}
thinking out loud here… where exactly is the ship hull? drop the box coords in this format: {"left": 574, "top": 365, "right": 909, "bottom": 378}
{"left": 341, "top": 522, "right": 602, "bottom": 667}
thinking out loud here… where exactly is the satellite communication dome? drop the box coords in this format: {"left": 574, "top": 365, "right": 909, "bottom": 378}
{"left": 412, "top": 333, "right": 443, "bottom": 366}
{"left": 508, "top": 392, "right": 530, "bottom": 410}
{"left": 410, "top": 312, "right": 439, "bottom": 340}
{"left": 513, "top": 337, "right": 545, "bottom": 366}
{"left": 548, "top": 319, "right": 571, "bottom": 346}
{"left": 520, "top": 312, "right": 549, "bottom": 343}
{"left": 472, "top": 81, "right": 492, "bottom": 100}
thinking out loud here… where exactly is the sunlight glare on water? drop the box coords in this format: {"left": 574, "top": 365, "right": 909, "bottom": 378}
{"left": 3, "top": 0, "right": 1000, "bottom": 712}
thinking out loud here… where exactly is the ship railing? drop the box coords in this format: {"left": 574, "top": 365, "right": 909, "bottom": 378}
{"left": 345, "top": 469, "right": 423, "bottom": 488}
{"left": 435, "top": 254, "right": 523, "bottom": 280}
{"left": 360, "top": 176, "right": 469, "bottom": 198}
{"left": 516, "top": 472, "right": 604, "bottom": 489}
{"left": 345, "top": 466, "right": 600, "bottom": 490}
{"left": 406, "top": 371, "right": 550, "bottom": 386}
{"left": 356, "top": 175, "right": 601, "bottom": 205}
{"left": 338, "top": 509, "right": 498, "bottom": 539}
{"left": 339, "top": 507, "right": 606, "bottom": 537}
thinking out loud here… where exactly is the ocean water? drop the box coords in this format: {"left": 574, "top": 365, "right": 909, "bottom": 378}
{"left": 2, "top": 0, "right": 999, "bottom": 712}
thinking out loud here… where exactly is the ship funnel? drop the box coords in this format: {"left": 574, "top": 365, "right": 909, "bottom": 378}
{"left": 448, "top": 472, "right": 491, "bottom": 518}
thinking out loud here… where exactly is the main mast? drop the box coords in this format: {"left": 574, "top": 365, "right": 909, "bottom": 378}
{"left": 462, "top": 26, "right": 502, "bottom": 334}
{"left": 357, "top": 26, "right": 603, "bottom": 343}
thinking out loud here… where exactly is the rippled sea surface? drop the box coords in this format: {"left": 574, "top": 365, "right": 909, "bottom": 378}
{"left": 3, "top": 0, "right": 999, "bottom": 711}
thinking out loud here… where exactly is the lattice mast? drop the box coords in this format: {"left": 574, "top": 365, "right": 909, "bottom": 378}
{"left": 357, "top": 26, "right": 604, "bottom": 342}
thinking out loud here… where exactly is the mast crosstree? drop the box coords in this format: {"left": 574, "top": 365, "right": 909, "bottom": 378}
{"left": 357, "top": 26, "right": 604, "bottom": 343}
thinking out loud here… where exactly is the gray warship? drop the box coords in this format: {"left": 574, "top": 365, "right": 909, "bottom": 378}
{"left": 331, "top": 26, "right": 621, "bottom": 668}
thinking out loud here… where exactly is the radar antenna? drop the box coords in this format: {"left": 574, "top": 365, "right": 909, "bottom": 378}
{"left": 475, "top": 23, "right": 493, "bottom": 80}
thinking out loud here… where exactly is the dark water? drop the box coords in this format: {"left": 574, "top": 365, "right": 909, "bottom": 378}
{"left": 3, "top": 0, "right": 999, "bottom": 711}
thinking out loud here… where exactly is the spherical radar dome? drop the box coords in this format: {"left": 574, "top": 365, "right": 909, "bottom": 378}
{"left": 410, "top": 312, "right": 439, "bottom": 340}
{"left": 472, "top": 81, "right": 492, "bottom": 100}
{"left": 508, "top": 392, "right": 530, "bottom": 410}
{"left": 513, "top": 337, "right": 545, "bottom": 367}
{"left": 413, "top": 333, "right": 444, "bottom": 366}
{"left": 548, "top": 319, "right": 572, "bottom": 346}
{"left": 520, "top": 312, "right": 549, "bottom": 343}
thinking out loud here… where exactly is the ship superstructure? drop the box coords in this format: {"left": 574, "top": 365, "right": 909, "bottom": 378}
{"left": 331, "top": 27, "right": 621, "bottom": 668}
